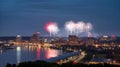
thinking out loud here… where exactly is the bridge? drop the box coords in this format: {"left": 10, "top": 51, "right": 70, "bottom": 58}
{"left": 45, "top": 51, "right": 86, "bottom": 64}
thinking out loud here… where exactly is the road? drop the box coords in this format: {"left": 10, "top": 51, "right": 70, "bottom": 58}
{"left": 61, "top": 51, "right": 86, "bottom": 64}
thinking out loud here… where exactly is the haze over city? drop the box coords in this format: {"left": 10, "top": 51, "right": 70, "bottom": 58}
{"left": 0, "top": 0, "right": 120, "bottom": 36}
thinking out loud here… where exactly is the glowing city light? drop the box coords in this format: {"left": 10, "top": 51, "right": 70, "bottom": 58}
{"left": 16, "top": 46, "right": 21, "bottom": 64}
{"left": 17, "top": 46, "right": 21, "bottom": 51}
{"left": 17, "top": 35, "right": 21, "bottom": 37}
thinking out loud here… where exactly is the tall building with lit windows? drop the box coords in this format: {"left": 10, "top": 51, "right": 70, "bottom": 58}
{"left": 16, "top": 35, "right": 22, "bottom": 45}
{"left": 30, "top": 32, "right": 40, "bottom": 43}
{"left": 68, "top": 35, "right": 79, "bottom": 45}
{"left": 86, "top": 37, "right": 95, "bottom": 46}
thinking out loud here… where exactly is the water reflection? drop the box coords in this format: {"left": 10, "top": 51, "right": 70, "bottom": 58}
{"left": 16, "top": 46, "right": 21, "bottom": 64}
{"left": 0, "top": 46, "right": 63, "bottom": 67}
{"left": 27, "top": 46, "right": 62, "bottom": 60}
{"left": 45, "top": 48, "right": 59, "bottom": 59}
{"left": 28, "top": 46, "right": 37, "bottom": 51}
{"left": 36, "top": 45, "right": 41, "bottom": 60}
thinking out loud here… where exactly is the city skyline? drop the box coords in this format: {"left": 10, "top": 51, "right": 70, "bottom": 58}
{"left": 0, "top": 0, "right": 120, "bottom": 36}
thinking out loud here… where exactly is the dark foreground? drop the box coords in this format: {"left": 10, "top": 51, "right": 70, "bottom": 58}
{"left": 6, "top": 60, "right": 120, "bottom": 67}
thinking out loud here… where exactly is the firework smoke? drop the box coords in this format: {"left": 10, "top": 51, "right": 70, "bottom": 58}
{"left": 45, "top": 20, "right": 94, "bottom": 37}
{"left": 45, "top": 22, "right": 59, "bottom": 36}
{"left": 85, "top": 22, "right": 92, "bottom": 32}
{"left": 65, "top": 20, "right": 75, "bottom": 34}
{"left": 65, "top": 21, "right": 93, "bottom": 36}
{"left": 75, "top": 21, "right": 85, "bottom": 35}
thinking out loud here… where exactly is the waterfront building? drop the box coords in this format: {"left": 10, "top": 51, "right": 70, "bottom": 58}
{"left": 16, "top": 35, "right": 22, "bottom": 45}
{"left": 30, "top": 32, "right": 40, "bottom": 43}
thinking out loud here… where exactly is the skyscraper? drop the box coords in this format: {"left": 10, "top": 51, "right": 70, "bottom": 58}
{"left": 68, "top": 35, "right": 79, "bottom": 45}
{"left": 30, "top": 32, "right": 40, "bottom": 43}
{"left": 16, "top": 35, "right": 22, "bottom": 45}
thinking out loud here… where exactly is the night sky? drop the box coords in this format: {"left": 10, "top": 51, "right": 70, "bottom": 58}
{"left": 0, "top": 0, "right": 120, "bottom": 36}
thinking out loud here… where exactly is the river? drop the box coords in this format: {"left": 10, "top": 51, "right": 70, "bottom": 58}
{"left": 0, "top": 46, "right": 63, "bottom": 67}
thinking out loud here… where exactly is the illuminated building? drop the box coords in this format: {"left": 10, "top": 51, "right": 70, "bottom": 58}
{"left": 54, "top": 38, "right": 67, "bottom": 46}
{"left": 99, "top": 35, "right": 117, "bottom": 46}
{"left": 100, "top": 35, "right": 110, "bottom": 41}
{"left": 86, "top": 37, "right": 95, "bottom": 46}
{"left": 30, "top": 32, "right": 40, "bottom": 43}
{"left": 16, "top": 35, "right": 22, "bottom": 45}
{"left": 68, "top": 35, "right": 79, "bottom": 45}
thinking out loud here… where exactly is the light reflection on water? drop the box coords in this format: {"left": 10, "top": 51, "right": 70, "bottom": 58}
{"left": 45, "top": 48, "right": 59, "bottom": 59}
{"left": 0, "top": 46, "right": 63, "bottom": 67}
{"left": 16, "top": 46, "right": 21, "bottom": 64}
